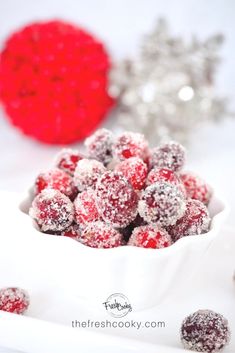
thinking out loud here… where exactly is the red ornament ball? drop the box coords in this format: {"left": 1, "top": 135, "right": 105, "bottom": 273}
{"left": 0, "top": 20, "right": 114, "bottom": 144}
{"left": 74, "top": 188, "right": 100, "bottom": 227}
{"left": 168, "top": 199, "right": 211, "bottom": 242}
{"left": 180, "top": 171, "right": 212, "bottom": 205}
{"left": 115, "top": 157, "right": 148, "bottom": 190}
{"left": 55, "top": 149, "right": 84, "bottom": 176}
{"left": 81, "top": 221, "right": 123, "bottom": 248}
{"left": 29, "top": 189, "right": 74, "bottom": 232}
{"left": 35, "top": 168, "right": 77, "bottom": 199}
{"left": 96, "top": 171, "right": 138, "bottom": 228}
{"left": 0, "top": 287, "right": 30, "bottom": 314}
{"left": 128, "top": 224, "right": 172, "bottom": 249}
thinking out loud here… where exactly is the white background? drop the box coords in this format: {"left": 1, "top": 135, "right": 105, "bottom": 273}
{"left": 0, "top": 0, "right": 235, "bottom": 225}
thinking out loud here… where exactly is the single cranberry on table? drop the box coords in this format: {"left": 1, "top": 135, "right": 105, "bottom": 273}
{"left": 55, "top": 149, "right": 84, "bottom": 176}
{"left": 74, "top": 159, "right": 106, "bottom": 192}
{"left": 85, "top": 128, "right": 114, "bottom": 166}
{"left": 29, "top": 189, "right": 74, "bottom": 232}
{"left": 0, "top": 287, "right": 30, "bottom": 314}
{"left": 138, "top": 181, "right": 186, "bottom": 226}
{"left": 181, "top": 309, "right": 230, "bottom": 352}
{"left": 180, "top": 171, "right": 212, "bottom": 205}
{"left": 35, "top": 168, "right": 77, "bottom": 200}
{"left": 115, "top": 157, "right": 148, "bottom": 190}
{"left": 113, "top": 132, "right": 149, "bottom": 161}
{"left": 128, "top": 224, "right": 172, "bottom": 249}
{"left": 81, "top": 221, "right": 123, "bottom": 248}
{"left": 150, "top": 141, "right": 186, "bottom": 172}
{"left": 167, "top": 199, "right": 211, "bottom": 242}
{"left": 96, "top": 171, "right": 138, "bottom": 228}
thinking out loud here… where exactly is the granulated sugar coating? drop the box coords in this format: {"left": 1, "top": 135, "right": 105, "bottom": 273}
{"left": 139, "top": 181, "right": 186, "bottom": 226}
{"left": 81, "top": 221, "right": 123, "bottom": 248}
{"left": 150, "top": 141, "right": 186, "bottom": 172}
{"left": 0, "top": 287, "right": 30, "bottom": 314}
{"left": 74, "top": 188, "right": 100, "bottom": 227}
{"left": 168, "top": 199, "right": 211, "bottom": 241}
{"left": 96, "top": 171, "right": 138, "bottom": 228}
{"left": 29, "top": 128, "right": 214, "bottom": 248}
{"left": 35, "top": 168, "right": 77, "bottom": 199}
{"left": 74, "top": 159, "right": 106, "bottom": 192}
{"left": 146, "top": 167, "right": 186, "bottom": 195}
{"left": 55, "top": 149, "right": 84, "bottom": 176}
{"left": 30, "top": 189, "right": 74, "bottom": 232}
{"left": 128, "top": 224, "right": 172, "bottom": 249}
{"left": 113, "top": 131, "right": 149, "bottom": 161}
{"left": 61, "top": 224, "right": 81, "bottom": 241}
{"left": 115, "top": 157, "right": 148, "bottom": 190}
{"left": 180, "top": 171, "right": 212, "bottom": 205}
{"left": 181, "top": 309, "right": 230, "bottom": 352}
{"left": 85, "top": 128, "right": 114, "bottom": 166}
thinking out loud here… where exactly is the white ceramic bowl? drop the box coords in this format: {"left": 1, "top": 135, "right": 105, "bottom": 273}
{"left": 1, "top": 190, "right": 228, "bottom": 311}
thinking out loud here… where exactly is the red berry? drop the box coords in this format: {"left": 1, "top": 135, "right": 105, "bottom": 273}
{"left": 74, "top": 159, "right": 106, "bottom": 192}
{"left": 147, "top": 167, "right": 186, "bottom": 195}
{"left": 181, "top": 310, "right": 230, "bottom": 353}
{"left": 167, "top": 199, "right": 210, "bottom": 241}
{"left": 0, "top": 20, "right": 114, "bottom": 144}
{"left": 128, "top": 224, "right": 172, "bottom": 249}
{"left": 61, "top": 224, "right": 81, "bottom": 241}
{"left": 96, "top": 171, "right": 138, "bottom": 228}
{"left": 115, "top": 157, "right": 148, "bottom": 190}
{"left": 81, "top": 221, "right": 123, "bottom": 248}
{"left": 0, "top": 287, "right": 29, "bottom": 314}
{"left": 29, "top": 189, "right": 74, "bottom": 232}
{"left": 138, "top": 181, "right": 186, "bottom": 226}
{"left": 113, "top": 132, "right": 149, "bottom": 161}
{"left": 55, "top": 149, "right": 83, "bottom": 176}
{"left": 180, "top": 172, "right": 212, "bottom": 205}
{"left": 150, "top": 141, "right": 185, "bottom": 172}
{"left": 85, "top": 128, "right": 114, "bottom": 166}
{"left": 35, "top": 168, "right": 77, "bottom": 199}
{"left": 74, "top": 189, "right": 100, "bottom": 227}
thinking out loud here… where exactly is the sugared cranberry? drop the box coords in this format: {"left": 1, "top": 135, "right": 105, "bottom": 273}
{"left": 81, "top": 221, "right": 123, "bottom": 248}
{"left": 113, "top": 132, "right": 149, "bottom": 161}
{"left": 96, "top": 171, "right": 138, "bottom": 228}
{"left": 74, "top": 159, "right": 106, "bottom": 192}
{"left": 180, "top": 171, "right": 212, "bottom": 205}
{"left": 167, "top": 199, "right": 210, "bottom": 241}
{"left": 74, "top": 189, "right": 100, "bottom": 227}
{"left": 35, "top": 168, "right": 77, "bottom": 199}
{"left": 85, "top": 128, "right": 114, "bottom": 166}
{"left": 0, "top": 287, "right": 29, "bottom": 314}
{"left": 61, "top": 224, "right": 81, "bottom": 241}
{"left": 146, "top": 167, "right": 185, "bottom": 194}
{"left": 120, "top": 214, "right": 146, "bottom": 243}
{"left": 138, "top": 181, "right": 186, "bottom": 226}
{"left": 150, "top": 141, "right": 185, "bottom": 172}
{"left": 29, "top": 189, "right": 74, "bottom": 232}
{"left": 55, "top": 149, "right": 83, "bottom": 176}
{"left": 128, "top": 224, "right": 172, "bottom": 249}
{"left": 181, "top": 310, "right": 230, "bottom": 352}
{"left": 115, "top": 157, "right": 148, "bottom": 190}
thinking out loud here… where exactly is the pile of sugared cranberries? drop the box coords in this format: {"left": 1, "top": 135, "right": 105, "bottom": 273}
{"left": 29, "top": 129, "right": 213, "bottom": 249}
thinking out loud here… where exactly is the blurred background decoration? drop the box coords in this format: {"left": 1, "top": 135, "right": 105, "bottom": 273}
{"left": 110, "top": 18, "right": 229, "bottom": 144}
